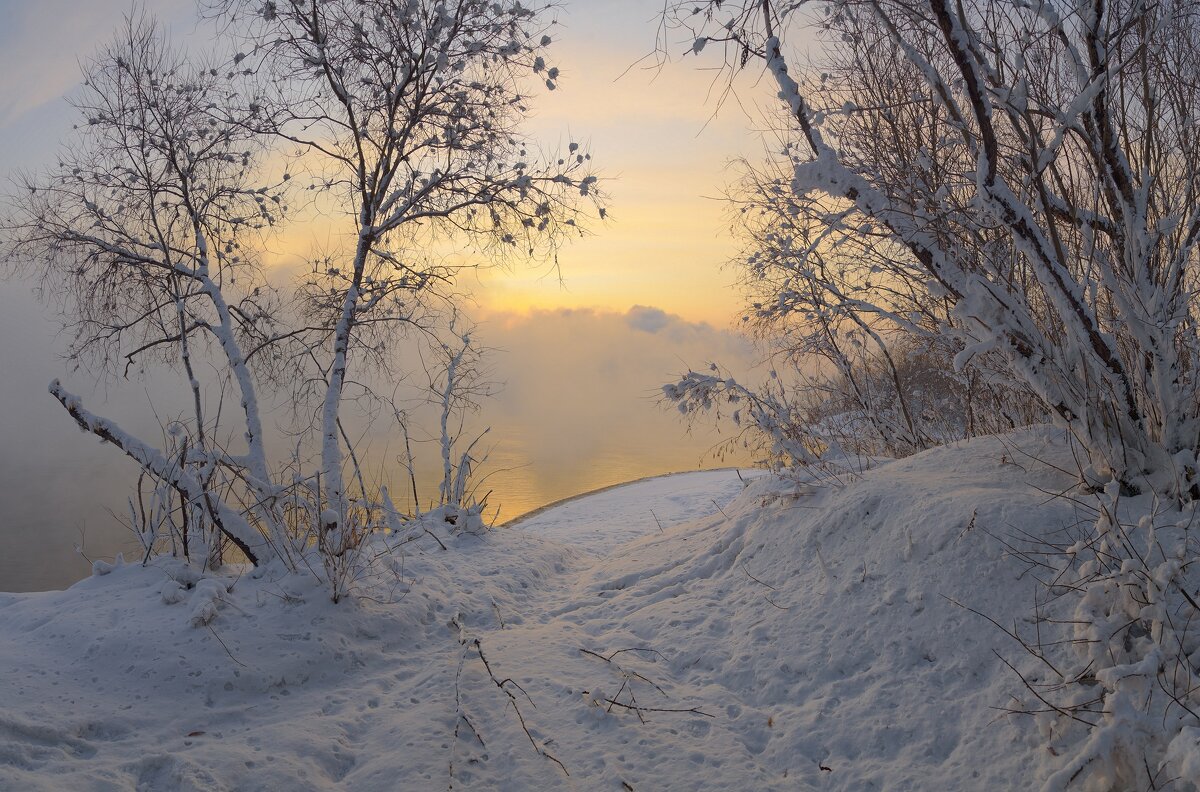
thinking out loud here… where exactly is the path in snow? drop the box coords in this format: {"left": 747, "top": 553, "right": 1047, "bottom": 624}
{"left": 0, "top": 433, "right": 1089, "bottom": 790}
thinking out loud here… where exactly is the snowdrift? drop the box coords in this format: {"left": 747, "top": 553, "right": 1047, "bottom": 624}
{"left": 0, "top": 429, "right": 1084, "bottom": 790}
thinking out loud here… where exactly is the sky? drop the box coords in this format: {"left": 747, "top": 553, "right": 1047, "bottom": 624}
{"left": 0, "top": 0, "right": 764, "bottom": 322}
{"left": 0, "top": 0, "right": 780, "bottom": 590}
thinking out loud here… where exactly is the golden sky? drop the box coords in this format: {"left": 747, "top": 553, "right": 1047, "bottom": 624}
{"left": 468, "top": 22, "right": 761, "bottom": 323}
{"left": 0, "top": 0, "right": 765, "bottom": 326}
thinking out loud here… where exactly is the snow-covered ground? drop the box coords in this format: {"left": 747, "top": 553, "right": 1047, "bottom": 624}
{"left": 0, "top": 429, "right": 1087, "bottom": 790}
{"left": 508, "top": 468, "right": 759, "bottom": 552}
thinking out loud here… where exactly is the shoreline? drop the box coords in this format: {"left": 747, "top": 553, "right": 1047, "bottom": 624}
{"left": 498, "top": 465, "right": 759, "bottom": 529}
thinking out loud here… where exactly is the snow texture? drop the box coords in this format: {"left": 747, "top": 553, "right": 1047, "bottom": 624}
{"left": 0, "top": 429, "right": 1099, "bottom": 790}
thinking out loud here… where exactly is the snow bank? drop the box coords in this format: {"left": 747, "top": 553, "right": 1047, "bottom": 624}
{"left": 0, "top": 429, "right": 1088, "bottom": 789}
{"left": 510, "top": 467, "right": 759, "bottom": 553}
{"left": 0, "top": 526, "right": 583, "bottom": 791}
{"left": 482, "top": 427, "right": 1078, "bottom": 789}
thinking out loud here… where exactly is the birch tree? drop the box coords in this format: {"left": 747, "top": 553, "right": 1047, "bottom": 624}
{"left": 6, "top": 17, "right": 285, "bottom": 566}
{"left": 670, "top": 0, "right": 1200, "bottom": 499}
{"left": 211, "top": 0, "right": 599, "bottom": 526}
{"left": 5, "top": 2, "right": 600, "bottom": 590}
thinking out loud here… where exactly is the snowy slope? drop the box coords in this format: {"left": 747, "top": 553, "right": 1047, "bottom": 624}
{"left": 509, "top": 468, "right": 760, "bottom": 552}
{"left": 0, "top": 430, "right": 1084, "bottom": 790}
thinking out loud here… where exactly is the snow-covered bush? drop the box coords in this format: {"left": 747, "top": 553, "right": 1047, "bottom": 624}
{"left": 665, "top": 363, "right": 823, "bottom": 470}
{"left": 803, "top": 335, "right": 1040, "bottom": 454}
{"left": 666, "top": 0, "right": 1200, "bottom": 785}
{"left": 667, "top": 332, "right": 1043, "bottom": 468}
{"left": 993, "top": 489, "right": 1200, "bottom": 790}
{"left": 429, "top": 316, "right": 497, "bottom": 529}
{"left": 3, "top": 3, "right": 602, "bottom": 600}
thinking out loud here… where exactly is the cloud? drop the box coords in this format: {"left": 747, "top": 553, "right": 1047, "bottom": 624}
{"left": 0, "top": 0, "right": 196, "bottom": 130}
{"left": 625, "top": 305, "right": 671, "bottom": 333}
{"left": 478, "top": 304, "right": 757, "bottom": 449}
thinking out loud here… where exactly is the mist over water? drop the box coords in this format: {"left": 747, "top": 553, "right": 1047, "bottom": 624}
{"left": 0, "top": 0, "right": 769, "bottom": 593}
{"left": 0, "top": 285, "right": 758, "bottom": 592}
{"left": 0, "top": 412, "right": 747, "bottom": 594}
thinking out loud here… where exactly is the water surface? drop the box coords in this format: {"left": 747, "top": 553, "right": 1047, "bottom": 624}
{"left": 0, "top": 413, "right": 750, "bottom": 592}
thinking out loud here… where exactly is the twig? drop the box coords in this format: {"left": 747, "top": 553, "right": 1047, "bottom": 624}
{"left": 450, "top": 629, "right": 485, "bottom": 791}
{"left": 206, "top": 624, "right": 248, "bottom": 669}
{"left": 577, "top": 646, "right": 713, "bottom": 719}
{"left": 579, "top": 648, "right": 668, "bottom": 696}
{"left": 992, "top": 650, "right": 1098, "bottom": 729}
{"left": 451, "top": 616, "right": 568, "bottom": 777}
{"left": 944, "top": 595, "right": 1065, "bottom": 678}
{"left": 424, "top": 528, "right": 448, "bottom": 551}
{"left": 586, "top": 693, "right": 715, "bottom": 719}
{"left": 473, "top": 638, "right": 568, "bottom": 775}
{"left": 742, "top": 563, "right": 778, "bottom": 590}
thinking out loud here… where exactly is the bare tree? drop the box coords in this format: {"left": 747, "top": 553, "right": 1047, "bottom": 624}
{"left": 211, "top": 0, "right": 601, "bottom": 526}
{"left": 6, "top": 16, "right": 286, "bottom": 566}
{"left": 4, "top": 2, "right": 601, "bottom": 598}
{"left": 427, "top": 314, "right": 496, "bottom": 524}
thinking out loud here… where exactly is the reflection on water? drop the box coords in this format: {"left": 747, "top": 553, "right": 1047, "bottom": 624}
{"left": 347, "top": 413, "right": 754, "bottom": 526}
{"left": 0, "top": 416, "right": 752, "bottom": 593}
{"left": 438, "top": 431, "right": 750, "bottom": 525}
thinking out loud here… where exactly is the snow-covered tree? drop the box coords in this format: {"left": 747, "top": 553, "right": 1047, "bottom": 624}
{"left": 720, "top": 154, "right": 1043, "bottom": 459}
{"left": 6, "top": 16, "right": 286, "bottom": 566}
{"left": 212, "top": 0, "right": 600, "bottom": 525}
{"left": 669, "top": 0, "right": 1200, "bottom": 499}
{"left": 666, "top": 2, "right": 1200, "bottom": 784}
{"left": 4, "top": 2, "right": 600, "bottom": 594}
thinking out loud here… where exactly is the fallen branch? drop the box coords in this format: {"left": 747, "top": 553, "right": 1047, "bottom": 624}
{"left": 451, "top": 616, "right": 568, "bottom": 778}
{"left": 584, "top": 692, "right": 715, "bottom": 720}
{"left": 579, "top": 646, "right": 714, "bottom": 720}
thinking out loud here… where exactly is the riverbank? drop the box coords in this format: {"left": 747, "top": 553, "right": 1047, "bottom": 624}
{"left": 0, "top": 430, "right": 1088, "bottom": 789}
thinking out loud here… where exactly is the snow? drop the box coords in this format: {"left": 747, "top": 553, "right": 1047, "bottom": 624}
{"left": 0, "top": 429, "right": 1109, "bottom": 789}
{"left": 509, "top": 468, "right": 758, "bottom": 553}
